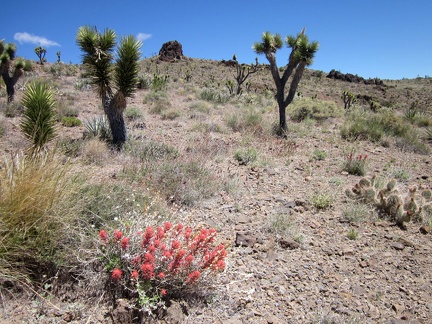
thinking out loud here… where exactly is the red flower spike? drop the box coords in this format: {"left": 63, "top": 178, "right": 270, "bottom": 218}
{"left": 99, "top": 230, "right": 108, "bottom": 242}
{"left": 131, "top": 270, "right": 139, "bottom": 280}
{"left": 111, "top": 268, "right": 122, "bottom": 282}
{"left": 157, "top": 272, "right": 165, "bottom": 279}
{"left": 164, "top": 222, "right": 172, "bottom": 231}
{"left": 120, "top": 237, "right": 130, "bottom": 250}
{"left": 140, "top": 262, "right": 154, "bottom": 280}
{"left": 186, "top": 270, "right": 200, "bottom": 284}
{"left": 161, "top": 289, "right": 167, "bottom": 296}
{"left": 113, "top": 230, "right": 123, "bottom": 241}
{"left": 156, "top": 227, "right": 165, "bottom": 240}
{"left": 171, "top": 240, "right": 180, "bottom": 250}
{"left": 176, "top": 223, "right": 184, "bottom": 232}
{"left": 144, "top": 252, "right": 155, "bottom": 264}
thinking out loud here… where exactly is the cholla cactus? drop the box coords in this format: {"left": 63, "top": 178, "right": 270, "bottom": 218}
{"left": 0, "top": 40, "right": 24, "bottom": 103}
{"left": 346, "top": 176, "right": 432, "bottom": 228}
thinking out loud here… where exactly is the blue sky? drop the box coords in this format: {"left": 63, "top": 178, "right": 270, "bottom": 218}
{"left": 1, "top": 0, "right": 431, "bottom": 80}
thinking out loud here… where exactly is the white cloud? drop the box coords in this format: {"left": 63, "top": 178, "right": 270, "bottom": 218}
{"left": 14, "top": 32, "right": 60, "bottom": 47}
{"left": 136, "top": 33, "right": 152, "bottom": 42}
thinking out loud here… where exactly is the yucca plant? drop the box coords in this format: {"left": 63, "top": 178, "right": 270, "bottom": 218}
{"left": 76, "top": 26, "right": 142, "bottom": 148}
{"left": 253, "top": 29, "right": 319, "bottom": 135}
{"left": 0, "top": 40, "right": 24, "bottom": 103}
{"left": 20, "top": 81, "right": 57, "bottom": 157}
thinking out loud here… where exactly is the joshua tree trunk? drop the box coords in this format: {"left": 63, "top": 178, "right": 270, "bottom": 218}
{"left": 103, "top": 92, "right": 127, "bottom": 148}
{"left": 1, "top": 64, "right": 23, "bottom": 103}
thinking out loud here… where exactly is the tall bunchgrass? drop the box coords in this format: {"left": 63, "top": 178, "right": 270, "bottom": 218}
{"left": 0, "top": 153, "right": 82, "bottom": 284}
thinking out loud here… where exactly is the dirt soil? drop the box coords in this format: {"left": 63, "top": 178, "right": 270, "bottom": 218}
{"left": 1, "top": 60, "right": 432, "bottom": 323}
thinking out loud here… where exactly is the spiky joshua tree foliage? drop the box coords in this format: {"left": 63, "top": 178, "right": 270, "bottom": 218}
{"left": 76, "top": 26, "right": 142, "bottom": 148}
{"left": 0, "top": 40, "right": 24, "bottom": 103}
{"left": 253, "top": 29, "right": 319, "bottom": 135}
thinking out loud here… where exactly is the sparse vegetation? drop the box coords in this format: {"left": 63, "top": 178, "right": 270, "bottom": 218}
{"left": 1, "top": 42, "right": 432, "bottom": 323}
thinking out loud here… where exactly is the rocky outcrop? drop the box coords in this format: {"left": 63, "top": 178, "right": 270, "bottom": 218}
{"left": 327, "top": 69, "right": 384, "bottom": 85}
{"left": 159, "top": 40, "right": 184, "bottom": 62}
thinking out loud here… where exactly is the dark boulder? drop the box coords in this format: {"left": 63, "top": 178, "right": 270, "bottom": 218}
{"left": 326, "top": 69, "right": 383, "bottom": 85}
{"left": 159, "top": 40, "right": 184, "bottom": 62}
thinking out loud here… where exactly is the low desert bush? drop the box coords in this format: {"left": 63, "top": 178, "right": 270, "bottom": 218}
{"left": 310, "top": 191, "right": 334, "bottom": 210}
{"left": 61, "top": 116, "right": 82, "bottom": 127}
{"left": 342, "top": 152, "right": 368, "bottom": 176}
{"left": 341, "top": 202, "right": 372, "bottom": 223}
{"left": 81, "top": 138, "right": 109, "bottom": 165}
{"left": 152, "top": 159, "right": 218, "bottom": 206}
{"left": 288, "top": 97, "right": 342, "bottom": 122}
{"left": 340, "top": 108, "right": 412, "bottom": 142}
{"left": 234, "top": 147, "right": 258, "bottom": 165}
{"left": 199, "top": 88, "right": 230, "bottom": 104}
{"left": 125, "top": 106, "right": 144, "bottom": 121}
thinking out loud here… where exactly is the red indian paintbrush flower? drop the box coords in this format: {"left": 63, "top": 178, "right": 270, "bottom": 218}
{"left": 111, "top": 268, "right": 122, "bottom": 282}
{"left": 113, "top": 230, "right": 123, "bottom": 241}
{"left": 99, "top": 230, "right": 108, "bottom": 243}
{"left": 120, "top": 237, "right": 130, "bottom": 250}
{"left": 186, "top": 270, "right": 200, "bottom": 284}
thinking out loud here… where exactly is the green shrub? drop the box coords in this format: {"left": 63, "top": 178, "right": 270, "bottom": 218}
{"left": 311, "top": 191, "right": 334, "bottom": 209}
{"left": 234, "top": 147, "right": 258, "bottom": 165}
{"left": 342, "top": 202, "right": 371, "bottom": 223}
{"left": 151, "top": 74, "right": 169, "bottom": 91}
{"left": 144, "top": 91, "right": 171, "bottom": 115}
{"left": 57, "top": 138, "right": 83, "bottom": 158}
{"left": 312, "top": 149, "right": 327, "bottom": 161}
{"left": 137, "top": 73, "right": 152, "bottom": 89}
{"left": 125, "top": 106, "right": 144, "bottom": 120}
{"left": 61, "top": 116, "right": 82, "bottom": 127}
{"left": 161, "top": 110, "right": 180, "bottom": 120}
{"left": 289, "top": 98, "right": 342, "bottom": 122}
{"left": 124, "top": 139, "right": 179, "bottom": 162}
{"left": 342, "top": 152, "right": 368, "bottom": 176}
{"left": 152, "top": 160, "right": 218, "bottom": 206}
{"left": 346, "top": 228, "right": 359, "bottom": 240}
{"left": 199, "top": 88, "right": 230, "bottom": 104}
{"left": 341, "top": 108, "right": 413, "bottom": 143}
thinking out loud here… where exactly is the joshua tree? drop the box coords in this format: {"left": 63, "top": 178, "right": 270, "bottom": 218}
{"left": 56, "top": 51, "right": 61, "bottom": 63}
{"left": 231, "top": 54, "right": 259, "bottom": 95}
{"left": 35, "top": 46, "right": 47, "bottom": 65}
{"left": 76, "top": 26, "right": 141, "bottom": 148}
{"left": 253, "top": 29, "right": 319, "bottom": 135}
{"left": 342, "top": 90, "right": 356, "bottom": 110}
{"left": 0, "top": 40, "right": 24, "bottom": 103}
{"left": 20, "top": 81, "right": 57, "bottom": 157}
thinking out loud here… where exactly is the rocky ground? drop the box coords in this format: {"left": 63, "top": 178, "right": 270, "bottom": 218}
{"left": 1, "top": 60, "right": 431, "bottom": 323}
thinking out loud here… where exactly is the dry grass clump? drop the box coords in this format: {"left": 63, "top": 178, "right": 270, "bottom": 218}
{"left": 81, "top": 138, "right": 110, "bottom": 165}
{"left": 0, "top": 153, "right": 82, "bottom": 284}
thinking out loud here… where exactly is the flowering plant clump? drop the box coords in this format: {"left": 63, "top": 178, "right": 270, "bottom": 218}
{"left": 343, "top": 152, "right": 368, "bottom": 176}
{"left": 98, "top": 222, "right": 227, "bottom": 313}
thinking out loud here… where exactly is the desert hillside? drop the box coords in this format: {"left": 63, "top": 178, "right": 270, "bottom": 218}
{"left": 1, "top": 56, "right": 432, "bottom": 323}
